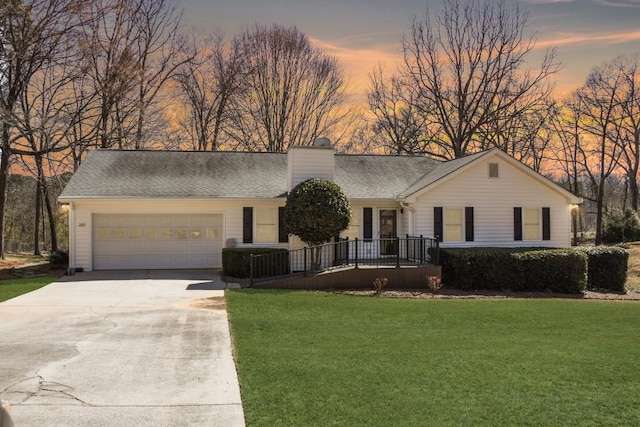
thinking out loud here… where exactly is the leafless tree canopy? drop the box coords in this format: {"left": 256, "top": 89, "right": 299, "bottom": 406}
{"left": 369, "top": 0, "right": 559, "bottom": 160}
{"left": 231, "top": 24, "right": 346, "bottom": 152}
{"left": 77, "top": 0, "right": 189, "bottom": 151}
{"left": 174, "top": 33, "right": 246, "bottom": 151}
{"left": 0, "top": 0, "right": 87, "bottom": 257}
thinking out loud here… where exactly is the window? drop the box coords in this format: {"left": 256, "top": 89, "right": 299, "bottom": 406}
{"left": 489, "top": 162, "right": 499, "bottom": 178}
{"left": 524, "top": 208, "right": 540, "bottom": 240}
{"left": 255, "top": 207, "right": 277, "bottom": 243}
{"left": 143, "top": 229, "right": 157, "bottom": 240}
{"left": 128, "top": 229, "right": 141, "bottom": 239}
{"left": 445, "top": 208, "right": 463, "bottom": 241}
{"left": 177, "top": 229, "right": 188, "bottom": 240}
{"left": 245, "top": 207, "right": 286, "bottom": 244}
{"left": 96, "top": 229, "right": 109, "bottom": 240}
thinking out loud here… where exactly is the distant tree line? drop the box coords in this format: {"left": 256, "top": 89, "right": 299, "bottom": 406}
{"left": 0, "top": 0, "right": 639, "bottom": 255}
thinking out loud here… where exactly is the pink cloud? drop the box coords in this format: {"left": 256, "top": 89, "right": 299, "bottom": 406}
{"left": 536, "top": 29, "right": 640, "bottom": 48}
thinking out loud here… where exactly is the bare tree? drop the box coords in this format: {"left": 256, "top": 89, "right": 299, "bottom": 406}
{"left": 549, "top": 99, "right": 586, "bottom": 245}
{"left": 78, "top": 0, "right": 141, "bottom": 150}
{"left": 174, "top": 33, "right": 245, "bottom": 151}
{"left": 10, "top": 42, "right": 90, "bottom": 254}
{"left": 573, "top": 69, "right": 624, "bottom": 245}
{"left": 478, "top": 100, "right": 556, "bottom": 171}
{"left": 608, "top": 55, "right": 640, "bottom": 211}
{"left": 0, "top": 0, "right": 85, "bottom": 258}
{"left": 399, "top": 0, "right": 559, "bottom": 159}
{"left": 129, "top": 0, "right": 190, "bottom": 149}
{"left": 367, "top": 65, "right": 435, "bottom": 155}
{"left": 232, "top": 24, "right": 346, "bottom": 152}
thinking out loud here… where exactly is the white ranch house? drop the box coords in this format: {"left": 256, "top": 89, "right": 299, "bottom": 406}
{"left": 59, "top": 143, "right": 581, "bottom": 271}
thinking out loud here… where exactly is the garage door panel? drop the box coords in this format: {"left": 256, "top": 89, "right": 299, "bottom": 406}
{"left": 93, "top": 214, "right": 223, "bottom": 270}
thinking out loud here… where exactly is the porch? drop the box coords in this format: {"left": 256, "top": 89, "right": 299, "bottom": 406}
{"left": 249, "top": 235, "right": 440, "bottom": 288}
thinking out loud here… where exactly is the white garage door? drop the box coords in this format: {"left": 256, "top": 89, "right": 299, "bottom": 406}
{"left": 93, "top": 214, "right": 223, "bottom": 270}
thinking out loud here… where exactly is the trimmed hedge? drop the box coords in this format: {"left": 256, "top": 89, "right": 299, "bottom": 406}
{"left": 577, "top": 246, "right": 628, "bottom": 292}
{"left": 439, "top": 247, "right": 587, "bottom": 294}
{"left": 222, "top": 247, "right": 289, "bottom": 279}
{"left": 512, "top": 250, "right": 588, "bottom": 294}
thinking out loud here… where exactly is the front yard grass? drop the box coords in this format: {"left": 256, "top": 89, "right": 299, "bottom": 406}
{"left": 0, "top": 276, "right": 55, "bottom": 302}
{"left": 227, "top": 290, "right": 640, "bottom": 426}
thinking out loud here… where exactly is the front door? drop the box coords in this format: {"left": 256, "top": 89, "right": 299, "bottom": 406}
{"left": 380, "top": 209, "right": 398, "bottom": 256}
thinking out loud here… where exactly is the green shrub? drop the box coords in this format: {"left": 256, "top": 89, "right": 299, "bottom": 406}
{"left": 578, "top": 246, "right": 628, "bottom": 292}
{"left": 439, "top": 247, "right": 531, "bottom": 291}
{"left": 512, "top": 250, "right": 587, "bottom": 294}
{"left": 49, "top": 250, "right": 69, "bottom": 266}
{"left": 439, "top": 247, "right": 587, "bottom": 293}
{"left": 222, "top": 248, "right": 290, "bottom": 279}
{"left": 602, "top": 210, "right": 640, "bottom": 243}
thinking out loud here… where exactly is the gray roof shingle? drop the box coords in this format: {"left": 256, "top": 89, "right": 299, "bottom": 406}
{"left": 59, "top": 149, "right": 458, "bottom": 201}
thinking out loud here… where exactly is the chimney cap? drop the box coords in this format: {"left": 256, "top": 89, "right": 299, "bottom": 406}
{"left": 313, "top": 137, "right": 332, "bottom": 147}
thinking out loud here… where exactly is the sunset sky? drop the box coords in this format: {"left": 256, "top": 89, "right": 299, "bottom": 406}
{"left": 181, "top": 0, "right": 640, "bottom": 101}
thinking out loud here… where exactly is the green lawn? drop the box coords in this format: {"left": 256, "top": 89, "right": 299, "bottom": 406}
{"left": 227, "top": 290, "right": 640, "bottom": 426}
{"left": 0, "top": 276, "right": 55, "bottom": 302}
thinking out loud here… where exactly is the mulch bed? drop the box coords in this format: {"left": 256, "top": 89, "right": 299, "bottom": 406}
{"left": 342, "top": 288, "right": 640, "bottom": 301}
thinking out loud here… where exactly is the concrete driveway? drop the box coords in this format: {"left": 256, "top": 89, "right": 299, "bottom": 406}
{"left": 0, "top": 270, "right": 245, "bottom": 426}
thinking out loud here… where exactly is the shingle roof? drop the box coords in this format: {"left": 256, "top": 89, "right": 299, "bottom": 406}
{"left": 334, "top": 155, "right": 439, "bottom": 199}
{"left": 58, "top": 149, "right": 461, "bottom": 201}
{"left": 59, "top": 150, "right": 289, "bottom": 199}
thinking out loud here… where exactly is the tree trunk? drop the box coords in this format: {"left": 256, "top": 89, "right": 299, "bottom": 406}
{"left": 33, "top": 173, "right": 43, "bottom": 256}
{"left": 0, "top": 124, "right": 12, "bottom": 260}
{"left": 43, "top": 179, "right": 58, "bottom": 253}
{"left": 629, "top": 173, "right": 639, "bottom": 212}
{"left": 595, "top": 183, "right": 605, "bottom": 246}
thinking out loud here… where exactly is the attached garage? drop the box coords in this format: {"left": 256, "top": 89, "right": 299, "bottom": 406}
{"left": 92, "top": 214, "right": 223, "bottom": 270}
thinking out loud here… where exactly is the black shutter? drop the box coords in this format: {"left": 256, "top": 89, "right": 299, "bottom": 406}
{"left": 542, "top": 207, "right": 551, "bottom": 241}
{"left": 514, "top": 207, "right": 522, "bottom": 241}
{"left": 465, "top": 207, "right": 474, "bottom": 242}
{"left": 363, "top": 208, "right": 373, "bottom": 240}
{"left": 243, "top": 207, "right": 253, "bottom": 243}
{"left": 278, "top": 207, "right": 288, "bottom": 243}
{"left": 434, "top": 207, "right": 443, "bottom": 242}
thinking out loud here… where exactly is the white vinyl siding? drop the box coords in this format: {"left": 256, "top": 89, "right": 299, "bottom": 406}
{"left": 69, "top": 199, "right": 288, "bottom": 271}
{"left": 523, "top": 208, "right": 541, "bottom": 240}
{"left": 412, "top": 154, "right": 573, "bottom": 248}
{"left": 255, "top": 207, "right": 277, "bottom": 243}
{"left": 444, "top": 208, "right": 463, "bottom": 241}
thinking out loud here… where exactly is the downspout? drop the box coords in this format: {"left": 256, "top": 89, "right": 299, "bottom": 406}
{"left": 399, "top": 201, "right": 415, "bottom": 236}
{"left": 68, "top": 202, "right": 75, "bottom": 273}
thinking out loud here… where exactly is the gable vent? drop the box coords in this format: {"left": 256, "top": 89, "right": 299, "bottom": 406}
{"left": 489, "top": 163, "right": 499, "bottom": 178}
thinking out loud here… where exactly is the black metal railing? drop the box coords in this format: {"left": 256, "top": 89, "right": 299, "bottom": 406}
{"left": 249, "top": 235, "right": 439, "bottom": 285}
